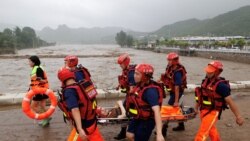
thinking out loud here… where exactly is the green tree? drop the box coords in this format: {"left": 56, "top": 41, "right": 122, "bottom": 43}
{"left": 168, "top": 40, "right": 177, "bottom": 47}
{"left": 0, "top": 28, "right": 14, "bottom": 48}
{"left": 212, "top": 41, "right": 219, "bottom": 48}
{"left": 178, "top": 41, "right": 189, "bottom": 49}
{"left": 247, "top": 41, "right": 250, "bottom": 46}
{"left": 115, "top": 30, "right": 127, "bottom": 47}
{"left": 228, "top": 39, "right": 236, "bottom": 48}
{"left": 141, "top": 37, "right": 148, "bottom": 46}
{"left": 159, "top": 38, "right": 168, "bottom": 46}
{"left": 3, "top": 28, "right": 13, "bottom": 36}
{"left": 13, "top": 27, "right": 22, "bottom": 48}
{"left": 14, "top": 27, "right": 22, "bottom": 37}
{"left": 126, "top": 35, "right": 134, "bottom": 47}
{"left": 22, "top": 27, "right": 37, "bottom": 48}
{"left": 156, "top": 39, "right": 160, "bottom": 46}
{"left": 135, "top": 39, "right": 147, "bottom": 47}
{"left": 22, "top": 27, "right": 36, "bottom": 38}
{"left": 236, "top": 38, "right": 246, "bottom": 50}
{"left": 0, "top": 26, "right": 52, "bottom": 52}
{"left": 115, "top": 31, "right": 135, "bottom": 47}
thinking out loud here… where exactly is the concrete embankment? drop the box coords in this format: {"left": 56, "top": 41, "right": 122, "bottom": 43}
{"left": 1, "top": 81, "right": 250, "bottom": 106}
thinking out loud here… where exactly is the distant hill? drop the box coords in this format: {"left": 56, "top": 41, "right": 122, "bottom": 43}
{"left": 37, "top": 25, "right": 147, "bottom": 44}
{"left": 153, "top": 5, "right": 250, "bottom": 38}
{"left": 3, "top": 5, "right": 249, "bottom": 44}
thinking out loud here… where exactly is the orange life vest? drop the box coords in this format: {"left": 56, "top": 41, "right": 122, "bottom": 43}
{"left": 161, "top": 64, "right": 187, "bottom": 93}
{"left": 75, "top": 65, "right": 91, "bottom": 81}
{"left": 58, "top": 65, "right": 98, "bottom": 134}
{"left": 195, "top": 77, "right": 229, "bottom": 117}
{"left": 58, "top": 83, "right": 98, "bottom": 134}
{"left": 30, "top": 66, "right": 49, "bottom": 89}
{"left": 74, "top": 65, "right": 98, "bottom": 100}
{"left": 118, "top": 64, "right": 136, "bottom": 93}
{"left": 126, "top": 80, "right": 164, "bottom": 120}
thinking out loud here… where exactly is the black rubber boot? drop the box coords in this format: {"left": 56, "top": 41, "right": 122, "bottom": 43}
{"left": 172, "top": 122, "right": 185, "bottom": 131}
{"left": 114, "top": 127, "right": 127, "bottom": 140}
{"left": 162, "top": 123, "right": 168, "bottom": 137}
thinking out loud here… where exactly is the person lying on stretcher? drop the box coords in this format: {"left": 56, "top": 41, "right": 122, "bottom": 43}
{"left": 96, "top": 100, "right": 126, "bottom": 118}
{"left": 96, "top": 100, "right": 195, "bottom": 119}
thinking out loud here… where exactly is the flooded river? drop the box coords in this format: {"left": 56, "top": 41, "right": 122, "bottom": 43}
{"left": 1, "top": 44, "right": 250, "bottom": 94}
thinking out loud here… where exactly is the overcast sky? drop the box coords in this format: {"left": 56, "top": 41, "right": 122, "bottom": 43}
{"left": 0, "top": 0, "right": 250, "bottom": 32}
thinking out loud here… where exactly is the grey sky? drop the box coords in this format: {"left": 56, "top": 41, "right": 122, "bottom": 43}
{"left": 0, "top": 0, "right": 250, "bottom": 32}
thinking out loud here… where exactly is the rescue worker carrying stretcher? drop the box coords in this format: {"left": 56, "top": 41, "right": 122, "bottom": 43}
{"left": 116, "top": 53, "right": 136, "bottom": 94}
{"left": 194, "top": 60, "right": 244, "bottom": 141}
{"left": 126, "top": 63, "right": 165, "bottom": 141}
{"left": 57, "top": 67, "right": 104, "bottom": 141}
{"left": 160, "top": 52, "right": 187, "bottom": 137}
{"left": 115, "top": 53, "right": 136, "bottom": 140}
{"left": 64, "top": 55, "right": 92, "bottom": 84}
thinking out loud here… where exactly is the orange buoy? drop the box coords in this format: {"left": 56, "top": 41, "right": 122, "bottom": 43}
{"left": 22, "top": 87, "right": 57, "bottom": 120}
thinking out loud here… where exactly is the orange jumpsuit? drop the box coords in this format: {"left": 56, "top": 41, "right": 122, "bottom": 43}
{"left": 67, "top": 124, "right": 104, "bottom": 141}
{"left": 194, "top": 109, "right": 221, "bottom": 141}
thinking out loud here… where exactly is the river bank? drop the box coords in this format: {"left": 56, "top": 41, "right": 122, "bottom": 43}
{"left": 1, "top": 44, "right": 250, "bottom": 95}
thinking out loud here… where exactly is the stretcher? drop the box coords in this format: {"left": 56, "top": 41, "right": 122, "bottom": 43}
{"left": 98, "top": 117, "right": 130, "bottom": 125}
{"left": 97, "top": 107, "right": 130, "bottom": 125}
{"left": 97, "top": 105, "right": 196, "bottom": 125}
{"left": 161, "top": 105, "right": 196, "bottom": 122}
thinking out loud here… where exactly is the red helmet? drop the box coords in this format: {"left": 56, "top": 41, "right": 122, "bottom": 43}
{"left": 57, "top": 67, "right": 75, "bottom": 83}
{"left": 167, "top": 52, "right": 179, "bottom": 60}
{"left": 64, "top": 55, "right": 78, "bottom": 67}
{"left": 117, "top": 53, "right": 130, "bottom": 66}
{"left": 135, "top": 64, "right": 154, "bottom": 80}
{"left": 209, "top": 61, "right": 223, "bottom": 70}
{"left": 205, "top": 60, "right": 223, "bottom": 73}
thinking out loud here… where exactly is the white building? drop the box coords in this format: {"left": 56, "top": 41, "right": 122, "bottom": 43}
{"left": 173, "top": 36, "right": 245, "bottom": 43}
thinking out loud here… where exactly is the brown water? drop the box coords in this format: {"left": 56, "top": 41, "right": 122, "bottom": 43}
{"left": 1, "top": 44, "right": 250, "bottom": 94}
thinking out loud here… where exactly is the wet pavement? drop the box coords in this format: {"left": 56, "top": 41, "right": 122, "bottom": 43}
{"left": 0, "top": 92, "right": 250, "bottom": 141}
{"left": 0, "top": 97, "right": 120, "bottom": 141}
{"left": 1, "top": 94, "right": 193, "bottom": 141}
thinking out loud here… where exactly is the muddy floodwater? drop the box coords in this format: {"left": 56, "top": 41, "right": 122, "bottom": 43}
{"left": 0, "top": 44, "right": 250, "bottom": 141}
{"left": 1, "top": 44, "right": 250, "bottom": 94}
